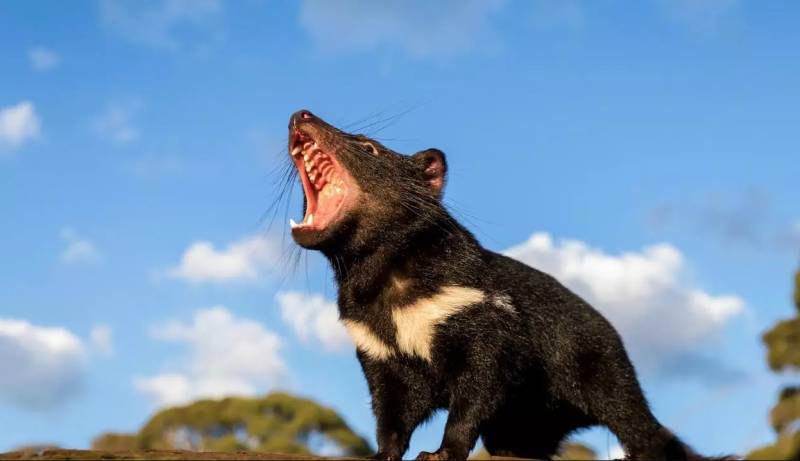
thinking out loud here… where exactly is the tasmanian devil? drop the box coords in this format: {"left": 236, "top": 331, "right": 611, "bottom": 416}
{"left": 285, "top": 109, "right": 713, "bottom": 460}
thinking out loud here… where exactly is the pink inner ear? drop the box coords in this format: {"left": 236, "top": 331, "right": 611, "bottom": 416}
{"left": 425, "top": 161, "right": 444, "bottom": 191}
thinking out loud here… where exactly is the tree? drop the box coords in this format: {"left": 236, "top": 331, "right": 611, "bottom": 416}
{"left": 748, "top": 269, "right": 800, "bottom": 460}
{"left": 554, "top": 442, "right": 599, "bottom": 460}
{"left": 90, "top": 433, "right": 138, "bottom": 451}
{"left": 92, "top": 392, "right": 372, "bottom": 457}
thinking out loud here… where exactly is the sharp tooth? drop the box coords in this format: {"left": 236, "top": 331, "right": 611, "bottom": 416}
{"left": 305, "top": 163, "right": 312, "bottom": 172}
{"left": 291, "top": 146, "right": 302, "bottom": 157}
{"left": 310, "top": 172, "right": 316, "bottom": 180}
{"left": 307, "top": 214, "right": 314, "bottom": 225}
{"left": 303, "top": 153, "right": 310, "bottom": 162}
{"left": 290, "top": 218, "right": 299, "bottom": 228}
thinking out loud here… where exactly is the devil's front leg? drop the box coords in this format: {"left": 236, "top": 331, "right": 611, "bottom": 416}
{"left": 415, "top": 363, "right": 504, "bottom": 461}
{"left": 359, "top": 353, "right": 436, "bottom": 461}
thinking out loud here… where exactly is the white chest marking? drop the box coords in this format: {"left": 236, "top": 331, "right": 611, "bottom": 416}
{"left": 391, "top": 286, "right": 485, "bottom": 362}
{"left": 491, "top": 293, "right": 516, "bottom": 313}
{"left": 342, "top": 319, "right": 394, "bottom": 361}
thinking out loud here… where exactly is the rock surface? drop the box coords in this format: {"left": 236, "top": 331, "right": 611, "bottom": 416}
{"left": 0, "top": 449, "right": 363, "bottom": 460}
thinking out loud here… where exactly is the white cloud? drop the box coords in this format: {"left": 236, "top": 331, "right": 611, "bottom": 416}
{"left": 607, "top": 444, "right": 626, "bottom": 460}
{"left": 277, "top": 291, "right": 350, "bottom": 352}
{"left": 134, "top": 373, "right": 191, "bottom": 407}
{"left": 0, "top": 318, "right": 87, "bottom": 410}
{"left": 135, "top": 307, "right": 285, "bottom": 407}
{"left": 89, "top": 324, "right": 113, "bottom": 357}
{"left": 98, "top": 0, "right": 222, "bottom": 51}
{"left": 298, "top": 0, "right": 504, "bottom": 59}
{"left": 28, "top": 47, "right": 60, "bottom": 71}
{"left": 59, "top": 227, "right": 102, "bottom": 264}
{"left": 91, "top": 100, "right": 141, "bottom": 145}
{"left": 167, "top": 234, "right": 280, "bottom": 283}
{"left": 0, "top": 101, "right": 41, "bottom": 152}
{"left": 504, "top": 232, "right": 744, "bottom": 371}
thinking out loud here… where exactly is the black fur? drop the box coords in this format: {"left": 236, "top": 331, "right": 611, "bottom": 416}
{"left": 285, "top": 110, "right": 716, "bottom": 461}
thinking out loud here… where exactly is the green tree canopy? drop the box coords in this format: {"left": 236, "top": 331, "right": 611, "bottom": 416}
{"left": 90, "top": 433, "right": 138, "bottom": 451}
{"left": 554, "top": 442, "right": 599, "bottom": 460}
{"left": 92, "top": 392, "right": 372, "bottom": 457}
{"left": 764, "top": 270, "right": 800, "bottom": 372}
{"left": 748, "top": 269, "right": 800, "bottom": 460}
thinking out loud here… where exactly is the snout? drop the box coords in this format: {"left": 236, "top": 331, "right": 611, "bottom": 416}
{"left": 289, "top": 109, "right": 315, "bottom": 129}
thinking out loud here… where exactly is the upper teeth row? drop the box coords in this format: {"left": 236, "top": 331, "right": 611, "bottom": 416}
{"left": 295, "top": 141, "right": 337, "bottom": 191}
{"left": 290, "top": 141, "right": 316, "bottom": 159}
{"left": 293, "top": 142, "right": 321, "bottom": 175}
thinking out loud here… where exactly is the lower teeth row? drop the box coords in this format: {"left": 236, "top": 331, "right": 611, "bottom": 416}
{"left": 290, "top": 214, "right": 314, "bottom": 229}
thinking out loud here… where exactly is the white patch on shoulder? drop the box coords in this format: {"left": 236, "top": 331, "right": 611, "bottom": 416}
{"left": 342, "top": 319, "right": 394, "bottom": 361}
{"left": 491, "top": 293, "right": 516, "bottom": 313}
{"left": 391, "top": 286, "right": 485, "bottom": 361}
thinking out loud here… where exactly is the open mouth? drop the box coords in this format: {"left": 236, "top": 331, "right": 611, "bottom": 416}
{"left": 289, "top": 130, "right": 351, "bottom": 234}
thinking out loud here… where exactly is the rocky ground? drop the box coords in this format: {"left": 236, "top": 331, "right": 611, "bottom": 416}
{"left": 0, "top": 449, "right": 538, "bottom": 460}
{"left": 0, "top": 449, "right": 365, "bottom": 460}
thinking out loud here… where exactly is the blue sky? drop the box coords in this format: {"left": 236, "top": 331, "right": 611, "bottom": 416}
{"left": 1, "top": 0, "right": 799, "bottom": 457}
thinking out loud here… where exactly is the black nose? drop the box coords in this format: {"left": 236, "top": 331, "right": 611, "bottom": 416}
{"left": 289, "top": 110, "right": 314, "bottom": 128}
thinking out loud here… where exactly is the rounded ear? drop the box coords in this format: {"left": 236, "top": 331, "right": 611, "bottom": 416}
{"left": 412, "top": 148, "right": 447, "bottom": 198}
